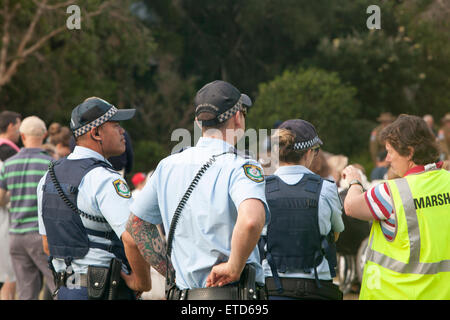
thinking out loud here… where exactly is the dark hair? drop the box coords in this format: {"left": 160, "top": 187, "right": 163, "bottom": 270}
{"left": 0, "top": 111, "right": 22, "bottom": 133}
{"left": 197, "top": 112, "right": 228, "bottom": 131}
{"left": 274, "top": 128, "right": 307, "bottom": 163}
{"left": 380, "top": 114, "right": 440, "bottom": 165}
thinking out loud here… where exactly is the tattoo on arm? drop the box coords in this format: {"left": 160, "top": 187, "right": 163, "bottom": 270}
{"left": 126, "top": 213, "right": 174, "bottom": 278}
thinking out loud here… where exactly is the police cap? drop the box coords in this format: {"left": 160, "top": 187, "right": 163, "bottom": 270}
{"left": 70, "top": 97, "right": 135, "bottom": 138}
{"left": 194, "top": 80, "right": 252, "bottom": 126}
{"left": 278, "top": 119, "right": 323, "bottom": 151}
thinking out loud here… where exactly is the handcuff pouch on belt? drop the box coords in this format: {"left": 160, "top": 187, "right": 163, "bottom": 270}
{"left": 87, "top": 265, "right": 110, "bottom": 299}
{"left": 87, "top": 258, "right": 123, "bottom": 300}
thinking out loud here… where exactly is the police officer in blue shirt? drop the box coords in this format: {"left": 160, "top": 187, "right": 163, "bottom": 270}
{"left": 260, "top": 119, "right": 344, "bottom": 300}
{"left": 127, "top": 80, "right": 270, "bottom": 300}
{"left": 37, "top": 97, "right": 150, "bottom": 300}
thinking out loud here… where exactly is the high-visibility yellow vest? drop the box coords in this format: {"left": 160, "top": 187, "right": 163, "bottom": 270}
{"left": 360, "top": 168, "right": 450, "bottom": 300}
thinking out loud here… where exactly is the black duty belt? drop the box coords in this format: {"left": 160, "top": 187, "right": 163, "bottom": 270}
{"left": 172, "top": 284, "right": 240, "bottom": 300}
{"left": 167, "top": 264, "right": 267, "bottom": 300}
{"left": 168, "top": 283, "right": 265, "bottom": 300}
{"left": 62, "top": 273, "right": 119, "bottom": 290}
{"left": 265, "top": 277, "right": 342, "bottom": 300}
{"left": 53, "top": 271, "right": 88, "bottom": 289}
{"left": 53, "top": 259, "right": 135, "bottom": 300}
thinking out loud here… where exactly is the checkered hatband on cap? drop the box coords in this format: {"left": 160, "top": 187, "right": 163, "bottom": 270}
{"left": 195, "top": 103, "right": 220, "bottom": 116}
{"left": 217, "top": 98, "right": 244, "bottom": 123}
{"left": 73, "top": 106, "right": 118, "bottom": 138}
{"left": 293, "top": 136, "right": 321, "bottom": 151}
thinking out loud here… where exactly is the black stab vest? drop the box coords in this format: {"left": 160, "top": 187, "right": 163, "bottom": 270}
{"left": 261, "top": 173, "right": 337, "bottom": 292}
{"left": 42, "top": 158, "right": 129, "bottom": 269}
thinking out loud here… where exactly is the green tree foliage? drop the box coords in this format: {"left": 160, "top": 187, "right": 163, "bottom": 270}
{"left": 133, "top": 139, "right": 167, "bottom": 173}
{"left": 0, "top": 0, "right": 155, "bottom": 122}
{"left": 142, "top": 0, "right": 381, "bottom": 95}
{"left": 1, "top": 0, "right": 449, "bottom": 174}
{"left": 309, "top": 0, "right": 450, "bottom": 122}
{"left": 395, "top": 0, "right": 450, "bottom": 119}
{"left": 312, "top": 30, "right": 423, "bottom": 120}
{"left": 249, "top": 68, "right": 365, "bottom": 156}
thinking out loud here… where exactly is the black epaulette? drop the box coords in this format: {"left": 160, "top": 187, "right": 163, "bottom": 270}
{"left": 229, "top": 147, "right": 254, "bottom": 159}
{"left": 324, "top": 178, "right": 336, "bottom": 184}
{"left": 176, "top": 146, "right": 191, "bottom": 154}
{"left": 89, "top": 159, "right": 118, "bottom": 175}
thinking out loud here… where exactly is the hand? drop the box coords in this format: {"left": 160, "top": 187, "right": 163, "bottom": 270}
{"left": 206, "top": 262, "right": 241, "bottom": 287}
{"left": 121, "top": 270, "right": 151, "bottom": 292}
{"left": 342, "top": 165, "right": 362, "bottom": 184}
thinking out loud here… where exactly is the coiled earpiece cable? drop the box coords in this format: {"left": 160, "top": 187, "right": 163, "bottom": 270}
{"left": 48, "top": 161, "right": 108, "bottom": 223}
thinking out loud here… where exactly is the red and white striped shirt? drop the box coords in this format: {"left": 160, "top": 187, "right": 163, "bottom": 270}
{"left": 365, "top": 182, "right": 396, "bottom": 240}
{"left": 364, "top": 162, "right": 443, "bottom": 240}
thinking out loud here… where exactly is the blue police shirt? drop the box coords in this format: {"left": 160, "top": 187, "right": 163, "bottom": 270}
{"left": 262, "top": 165, "right": 344, "bottom": 280}
{"left": 37, "top": 146, "right": 133, "bottom": 274}
{"left": 130, "top": 137, "right": 270, "bottom": 290}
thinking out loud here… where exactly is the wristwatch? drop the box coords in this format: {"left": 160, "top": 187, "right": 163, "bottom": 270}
{"left": 349, "top": 179, "right": 365, "bottom": 191}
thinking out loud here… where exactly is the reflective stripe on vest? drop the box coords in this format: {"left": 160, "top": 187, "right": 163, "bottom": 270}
{"left": 366, "top": 177, "right": 450, "bottom": 274}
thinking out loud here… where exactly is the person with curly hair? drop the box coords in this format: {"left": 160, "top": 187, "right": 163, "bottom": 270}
{"left": 342, "top": 114, "right": 450, "bottom": 300}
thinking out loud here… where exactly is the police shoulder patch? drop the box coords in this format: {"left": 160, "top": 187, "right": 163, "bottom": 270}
{"left": 113, "top": 179, "right": 131, "bottom": 198}
{"left": 243, "top": 164, "right": 264, "bottom": 183}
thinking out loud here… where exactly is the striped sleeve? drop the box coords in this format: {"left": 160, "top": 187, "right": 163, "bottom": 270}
{"left": 0, "top": 165, "right": 6, "bottom": 189}
{"left": 364, "top": 182, "right": 393, "bottom": 221}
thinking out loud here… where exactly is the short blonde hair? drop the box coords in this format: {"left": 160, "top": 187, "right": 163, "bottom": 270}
{"left": 19, "top": 116, "right": 47, "bottom": 137}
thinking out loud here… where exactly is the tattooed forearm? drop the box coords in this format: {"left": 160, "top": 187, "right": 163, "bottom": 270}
{"left": 126, "top": 213, "right": 174, "bottom": 278}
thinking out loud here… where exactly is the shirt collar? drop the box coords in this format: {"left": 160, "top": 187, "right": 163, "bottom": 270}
{"left": 19, "top": 147, "right": 46, "bottom": 154}
{"left": 274, "top": 165, "right": 313, "bottom": 176}
{"left": 70, "top": 146, "right": 112, "bottom": 165}
{"left": 0, "top": 138, "right": 20, "bottom": 152}
{"left": 404, "top": 161, "right": 443, "bottom": 177}
{"left": 196, "top": 137, "right": 235, "bottom": 153}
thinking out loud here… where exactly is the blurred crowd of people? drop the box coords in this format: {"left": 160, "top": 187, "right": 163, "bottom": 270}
{"left": 0, "top": 108, "right": 449, "bottom": 300}
{"left": 370, "top": 112, "right": 450, "bottom": 168}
